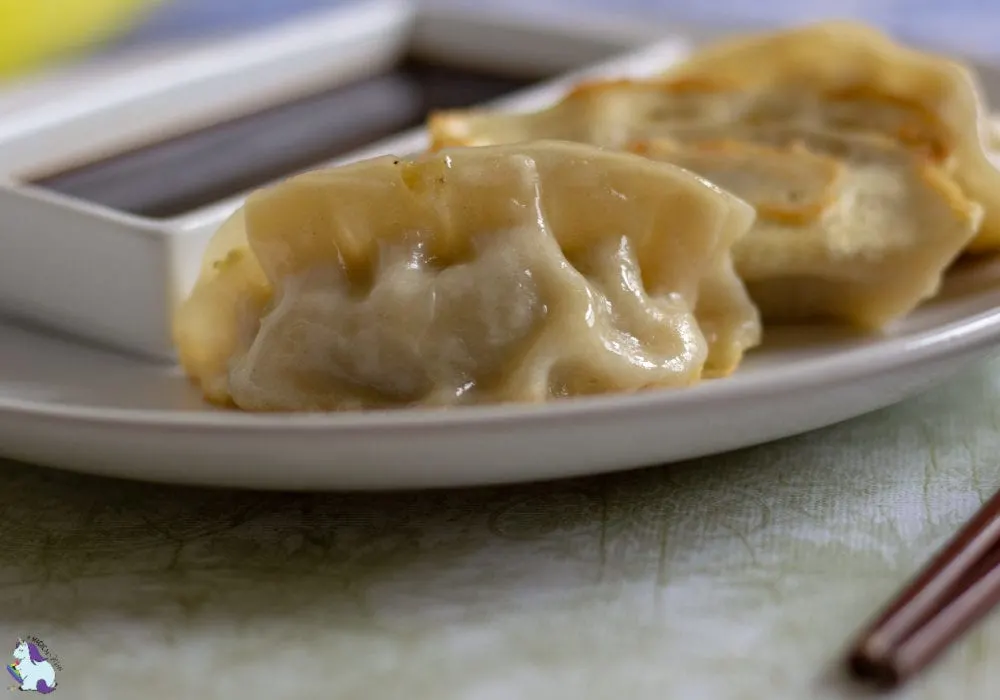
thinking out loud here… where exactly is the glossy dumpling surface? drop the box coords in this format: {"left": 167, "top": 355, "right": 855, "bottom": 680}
{"left": 173, "top": 141, "right": 758, "bottom": 411}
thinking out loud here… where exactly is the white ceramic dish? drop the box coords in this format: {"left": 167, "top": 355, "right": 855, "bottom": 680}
{"left": 0, "top": 0, "right": 417, "bottom": 361}
{"left": 2, "top": 9, "right": 1000, "bottom": 490}
{"left": 0, "top": 1, "right": 677, "bottom": 362}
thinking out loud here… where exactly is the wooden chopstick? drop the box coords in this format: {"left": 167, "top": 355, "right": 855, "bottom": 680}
{"left": 847, "top": 487, "right": 1000, "bottom": 688}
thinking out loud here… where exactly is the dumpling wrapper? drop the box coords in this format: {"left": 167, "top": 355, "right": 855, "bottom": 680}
{"left": 428, "top": 21, "right": 1000, "bottom": 251}
{"left": 634, "top": 129, "right": 982, "bottom": 326}
{"left": 173, "top": 141, "right": 758, "bottom": 411}
{"left": 661, "top": 21, "right": 1000, "bottom": 251}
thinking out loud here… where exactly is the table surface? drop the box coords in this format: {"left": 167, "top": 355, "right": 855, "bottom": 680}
{"left": 4, "top": 2, "right": 1000, "bottom": 699}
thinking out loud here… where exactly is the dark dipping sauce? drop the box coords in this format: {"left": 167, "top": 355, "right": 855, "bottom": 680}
{"left": 28, "top": 59, "right": 537, "bottom": 219}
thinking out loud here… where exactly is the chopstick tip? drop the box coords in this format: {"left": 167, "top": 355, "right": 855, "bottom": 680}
{"left": 847, "top": 648, "right": 902, "bottom": 690}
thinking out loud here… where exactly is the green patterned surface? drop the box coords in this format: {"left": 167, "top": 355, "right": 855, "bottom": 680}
{"left": 3, "top": 358, "right": 1000, "bottom": 698}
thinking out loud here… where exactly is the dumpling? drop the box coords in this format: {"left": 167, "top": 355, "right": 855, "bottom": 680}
{"left": 428, "top": 21, "right": 1000, "bottom": 252}
{"left": 634, "top": 128, "right": 982, "bottom": 326}
{"left": 173, "top": 141, "right": 758, "bottom": 411}
{"left": 659, "top": 21, "right": 1000, "bottom": 251}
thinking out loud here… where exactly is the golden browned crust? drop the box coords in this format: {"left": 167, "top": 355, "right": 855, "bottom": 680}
{"left": 629, "top": 137, "right": 843, "bottom": 225}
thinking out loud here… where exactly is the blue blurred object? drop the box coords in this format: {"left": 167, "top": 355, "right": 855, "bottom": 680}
{"left": 113, "top": 0, "right": 348, "bottom": 45}
{"left": 110, "top": 0, "right": 1000, "bottom": 59}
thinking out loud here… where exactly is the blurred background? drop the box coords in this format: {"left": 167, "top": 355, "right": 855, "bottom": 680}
{"left": 2, "top": 0, "right": 999, "bottom": 85}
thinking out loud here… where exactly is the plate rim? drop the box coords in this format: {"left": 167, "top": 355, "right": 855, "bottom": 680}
{"left": 3, "top": 303, "right": 999, "bottom": 431}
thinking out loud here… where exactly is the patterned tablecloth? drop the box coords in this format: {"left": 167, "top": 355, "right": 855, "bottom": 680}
{"left": 4, "top": 360, "right": 1000, "bottom": 699}
{"left": 4, "top": 2, "right": 1000, "bottom": 699}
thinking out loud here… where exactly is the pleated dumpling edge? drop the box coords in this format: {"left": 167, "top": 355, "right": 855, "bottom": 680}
{"left": 660, "top": 20, "right": 1000, "bottom": 251}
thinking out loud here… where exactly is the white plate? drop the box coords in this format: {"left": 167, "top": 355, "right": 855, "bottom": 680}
{"left": 2, "top": 256, "right": 1000, "bottom": 490}
{"left": 4, "top": 15, "right": 1000, "bottom": 491}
